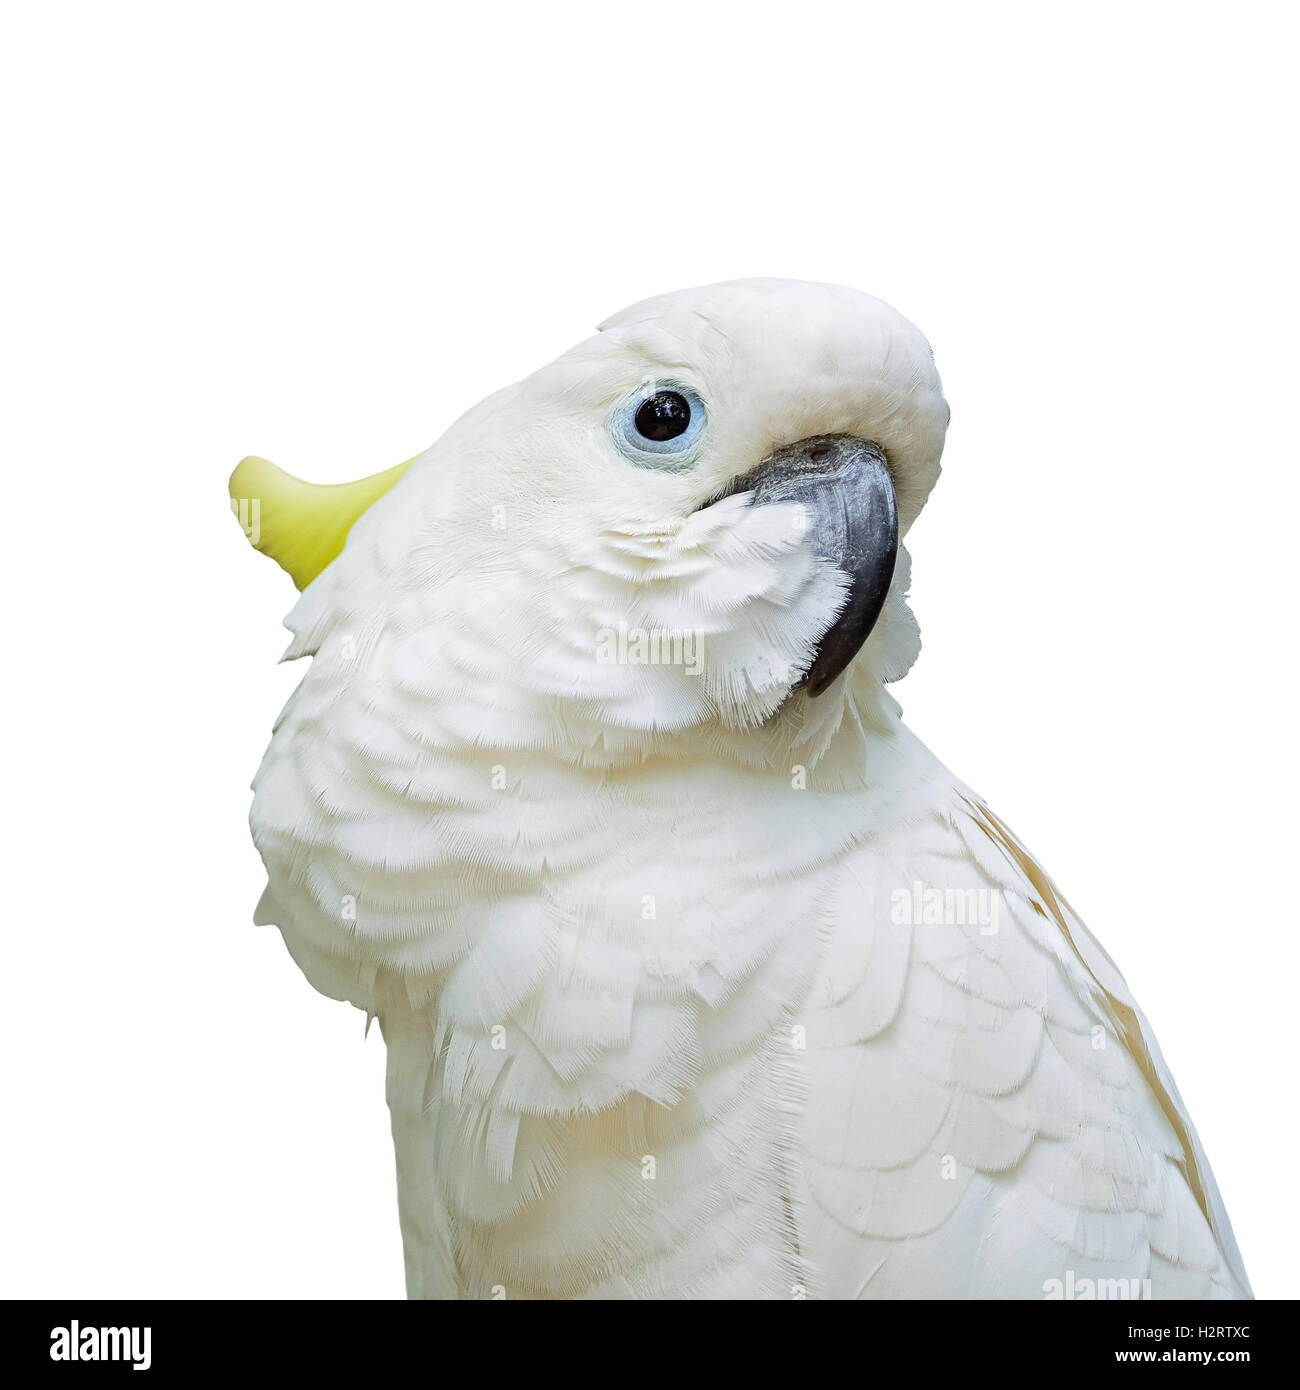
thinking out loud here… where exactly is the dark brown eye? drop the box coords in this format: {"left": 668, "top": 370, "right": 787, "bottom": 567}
{"left": 634, "top": 390, "right": 692, "bottom": 442}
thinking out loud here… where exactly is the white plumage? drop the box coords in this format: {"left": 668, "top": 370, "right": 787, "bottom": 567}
{"left": 244, "top": 279, "right": 1250, "bottom": 1299}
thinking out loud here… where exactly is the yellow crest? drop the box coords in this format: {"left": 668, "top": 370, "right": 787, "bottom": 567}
{"left": 228, "top": 454, "right": 415, "bottom": 590}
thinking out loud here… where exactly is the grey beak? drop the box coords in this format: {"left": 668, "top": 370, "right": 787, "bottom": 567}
{"left": 706, "top": 435, "right": 898, "bottom": 697}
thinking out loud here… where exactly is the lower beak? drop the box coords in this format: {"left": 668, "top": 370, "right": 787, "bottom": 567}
{"left": 706, "top": 435, "right": 899, "bottom": 697}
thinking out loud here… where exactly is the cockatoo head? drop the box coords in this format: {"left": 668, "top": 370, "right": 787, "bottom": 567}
{"left": 233, "top": 279, "right": 948, "bottom": 742}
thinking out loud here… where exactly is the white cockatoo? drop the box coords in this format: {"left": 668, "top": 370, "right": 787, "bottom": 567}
{"left": 231, "top": 279, "right": 1250, "bottom": 1300}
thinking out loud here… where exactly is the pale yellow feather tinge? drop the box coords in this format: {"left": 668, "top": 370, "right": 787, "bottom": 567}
{"left": 228, "top": 454, "right": 414, "bottom": 590}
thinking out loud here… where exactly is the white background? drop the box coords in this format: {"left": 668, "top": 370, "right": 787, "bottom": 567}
{"left": 2, "top": 2, "right": 1295, "bottom": 1299}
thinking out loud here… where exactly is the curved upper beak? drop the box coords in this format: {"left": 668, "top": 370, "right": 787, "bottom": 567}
{"left": 703, "top": 435, "right": 899, "bottom": 697}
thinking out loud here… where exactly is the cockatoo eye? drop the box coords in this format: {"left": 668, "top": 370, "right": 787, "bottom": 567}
{"left": 635, "top": 391, "right": 691, "bottom": 441}
{"left": 611, "top": 384, "right": 707, "bottom": 470}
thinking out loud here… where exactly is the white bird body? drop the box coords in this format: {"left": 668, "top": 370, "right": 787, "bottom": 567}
{"left": 243, "top": 280, "right": 1249, "bottom": 1298}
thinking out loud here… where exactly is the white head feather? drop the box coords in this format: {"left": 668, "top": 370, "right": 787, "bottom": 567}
{"left": 283, "top": 279, "right": 949, "bottom": 754}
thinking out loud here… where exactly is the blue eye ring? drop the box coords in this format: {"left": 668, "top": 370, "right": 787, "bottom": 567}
{"left": 610, "top": 381, "right": 708, "bottom": 471}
